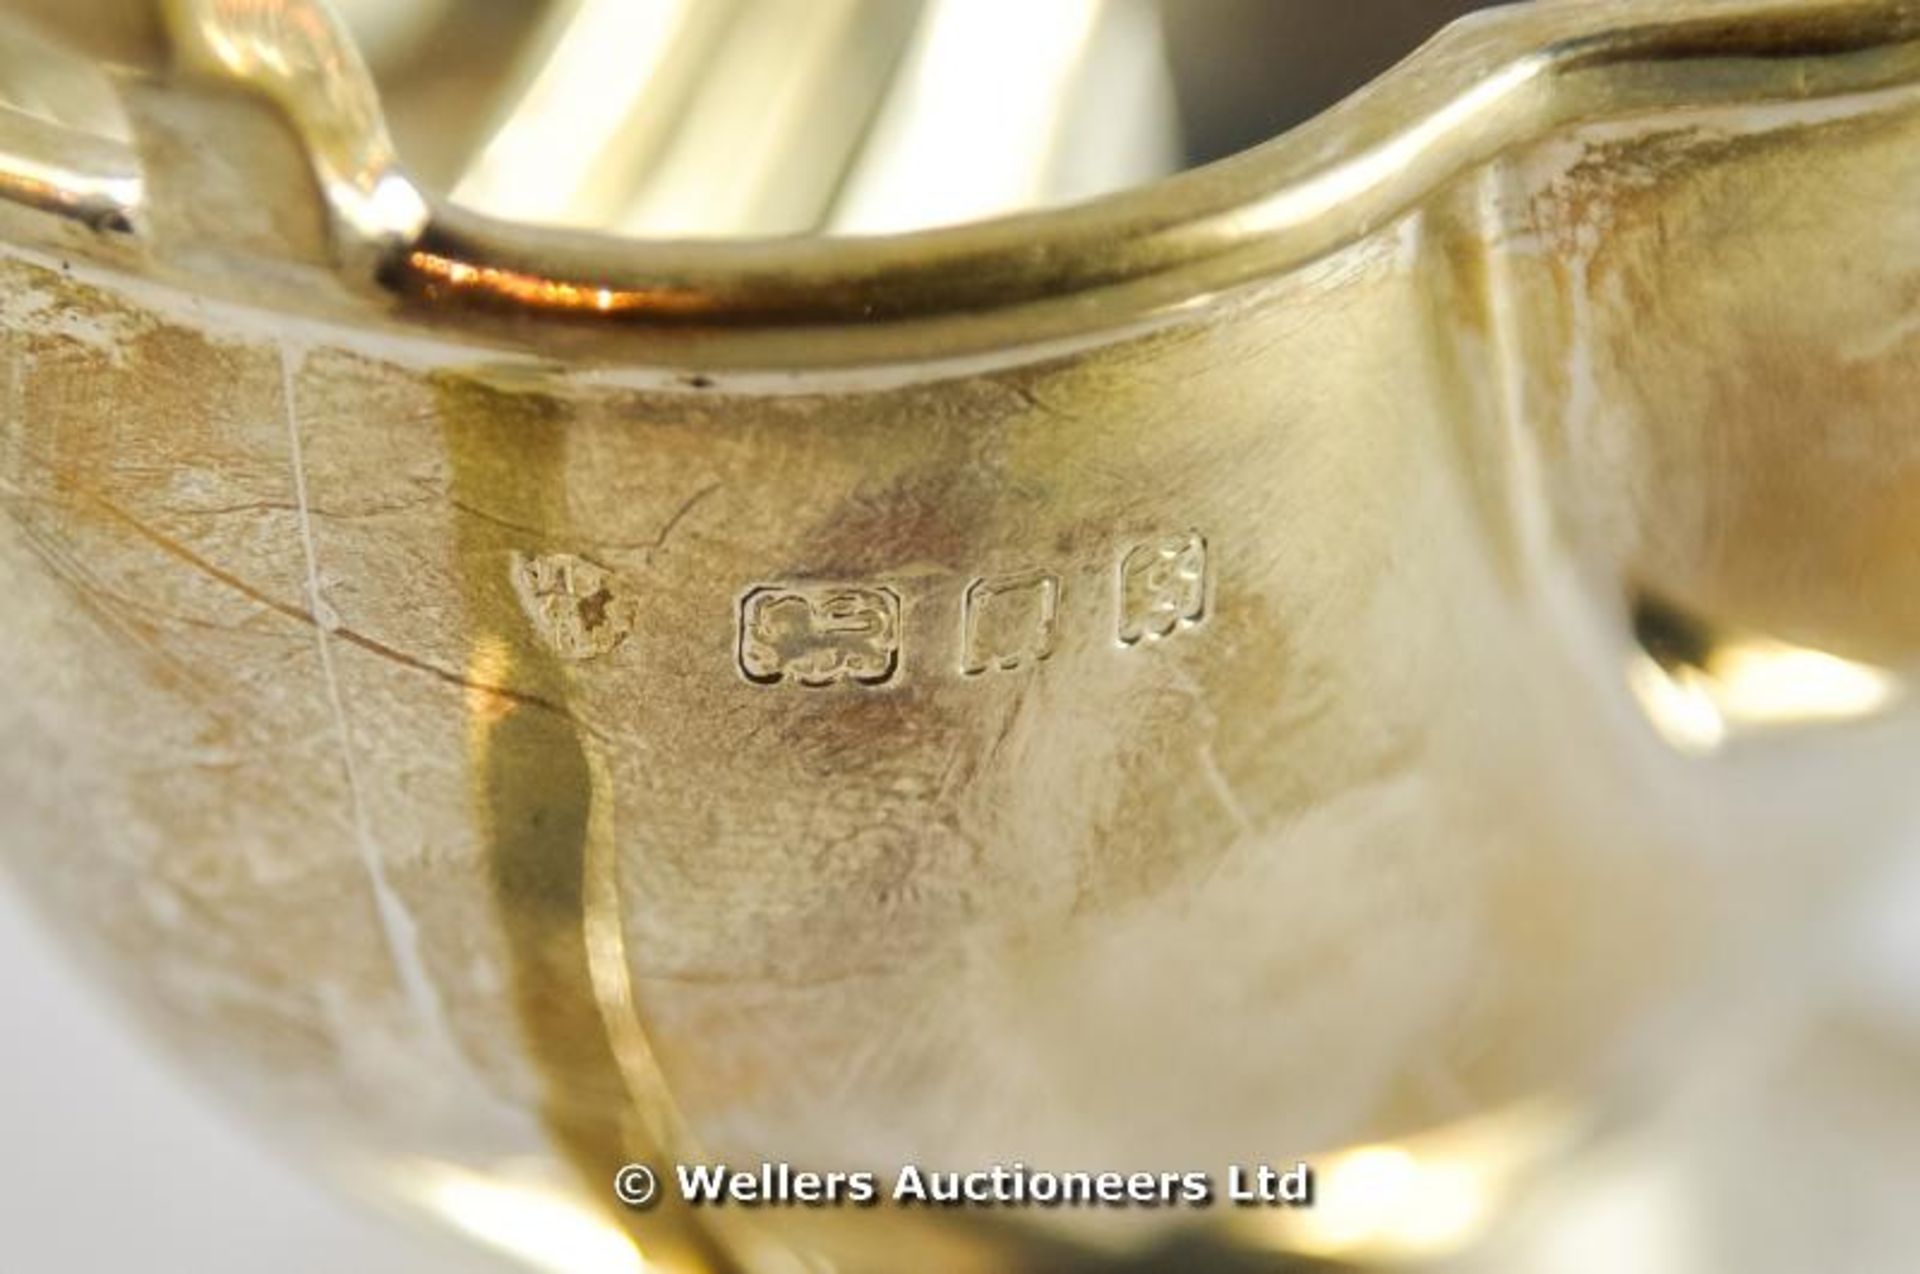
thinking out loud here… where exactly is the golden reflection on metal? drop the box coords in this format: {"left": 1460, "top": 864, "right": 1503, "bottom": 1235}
{"left": 0, "top": 118, "right": 139, "bottom": 230}
{"left": 830, "top": 0, "right": 1108, "bottom": 235}
{"left": 1244, "top": 1104, "right": 1580, "bottom": 1264}
{"left": 9, "top": 3, "right": 1920, "bottom": 1273}
{"left": 1510, "top": 1159, "right": 1702, "bottom": 1274}
{"left": 1709, "top": 644, "right": 1900, "bottom": 728}
{"left": 444, "top": 377, "right": 740, "bottom": 1274}
{"left": 407, "top": 248, "right": 715, "bottom": 317}
{"left": 0, "top": 21, "right": 139, "bottom": 230}
{"left": 451, "top": 0, "right": 722, "bottom": 230}
{"left": 464, "top": 634, "right": 518, "bottom": 729}
{"left": 582, "top": 743, "right": 697, "bottom": 1162}
{"left": 1041, "top": 0, "right": 1182, "bottom": 213}
{"left": 613, "top": 0, "right": 920, "bottom": 238}
{"left": 1631, "top": 604, "right": 1903, "bottom": 756}
{"left": 329, "top": 0, "right": 451, "bottom": 73}
{"left": 445, "top": 0, "right": 1173, "bottom": 240}
{"left": 1630, "top": 656, "right": 1733, "bottom": 758}
{"left": 165, "top": 0, "right": 428, "bottom": 257}
{"left": 391, "top": 1158, "right": 651, "bottom": 1274}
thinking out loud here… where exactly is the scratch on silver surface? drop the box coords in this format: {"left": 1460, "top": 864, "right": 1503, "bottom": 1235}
{"left": 278, "top": 337, "right": 457, "bottom": 1050}
{"left": 1197, "top": 741, "right": 1257, "bottom": 839}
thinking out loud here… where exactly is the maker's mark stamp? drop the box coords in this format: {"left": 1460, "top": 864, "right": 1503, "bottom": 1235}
{"left": 962, "top": 570, "right": 1061, "bottom": 675}
{"left": 1119, "top": 533, "right": 1209, "bottom": 645}
{"left": 739, "top": 585, "right": 902, "bottom": 687}
{"left": 512, "top": 552, "right": 637, "bottom": 662}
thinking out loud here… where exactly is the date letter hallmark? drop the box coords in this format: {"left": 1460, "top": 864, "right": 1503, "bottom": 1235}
{"left": 738, "top": 585, "right": 902, "bottom": 688}
{"left": 1118, "top": 533, "right": 1210, "bottom": 645}
{"left": 962, "top": 570, "right": 1061, "bottom": 675}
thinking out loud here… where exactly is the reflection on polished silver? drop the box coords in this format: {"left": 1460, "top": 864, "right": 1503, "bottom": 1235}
{"left": 0, "top": 15, "right": 139, "bottom": 229}
{"left": 166, "top": 0, "right": 429, "bottom": 263}
{"left": 5, "top": 2, "right": 1920, "bottom": 1272}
